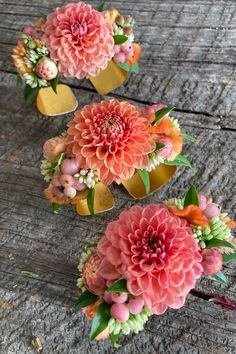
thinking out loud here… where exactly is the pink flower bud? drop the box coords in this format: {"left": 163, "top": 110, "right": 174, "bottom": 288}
{"left": 36, "top": 57, "right": 58, "bottom": 81}
{"left": 127, "top": 298, "right": 144, "bottom": 315}
{"left": 201, "top": 249, "right": 223, "bottom": 276}
{"left": 199, "top": 194, "right": 207, "bottom": 211}
{"left": 110, "top": 303, "right": 129, "bottom": 323}
{"left": 23, "top": 26, "right": 35, "bottom": 36}
{"left": 111, "top": 292, "right": 128, "bottom": 304}
{"left": 204, "top": 203, "right": 221, "bottom": 220}
{"left": 113, "top": 52, "right": 126, "bottom": 64}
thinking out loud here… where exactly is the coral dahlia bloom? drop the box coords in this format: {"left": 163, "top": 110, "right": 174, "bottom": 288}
{"left": 42, "top": 2, "right": 115, "bottom": 79}
{"left": 82, "top": 253, "right": 107, "bottom": 295}
{"left": 201, "top": 249, "right": 223, "bottom": 276}
{"left": 97, "top": 205, "right": 203, "bottom": 314}
{"left": 66, "top": 100, "right": 155, "bottom": 185}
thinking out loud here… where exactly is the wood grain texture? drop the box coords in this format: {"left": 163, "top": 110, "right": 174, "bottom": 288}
{"left": 0, "top": 0, "right": 236, "bottom": 353}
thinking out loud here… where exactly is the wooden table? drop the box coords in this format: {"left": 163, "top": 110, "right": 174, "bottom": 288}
{"left": 0, "top": 1, "right": 236, "bottom": 353}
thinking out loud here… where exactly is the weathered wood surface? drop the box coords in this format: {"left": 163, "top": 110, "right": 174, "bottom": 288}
{"left": 0, "top": 1, "right": 236, "bottom": 353}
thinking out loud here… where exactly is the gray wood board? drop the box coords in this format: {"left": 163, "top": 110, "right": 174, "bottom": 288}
{"left": 0, "top": 1, "right": 236, "bottom": 353}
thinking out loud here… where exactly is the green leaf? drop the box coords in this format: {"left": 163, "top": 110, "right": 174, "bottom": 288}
{"left": 107, "top": 279, "right": 129, "bottom": 293}
{"left": 89, "top": 302, "right": 111, "bottom": 341}
{"left": 98, "top": 1, "right": 106, "bottom": 11}
{"left": 53, "top": 152, "right": 65, "bottom": 171}
{"left": 16, "top": 74, "right": 22, "bottom": 88}
{"left": 184, "top": 185, "right": 199, "bottom": 208}
{"left": 52, "top": 203, "right": 63, "bottom": 214}
{"left": 24, "top": 84, "right": 40, "bottom": 103}
{"left": 223, "top": 252, "right": 236, "bottom": 264}
{"left": 164, "top": 154, "right": 192, "bottom": 169}
{"left": 130, "top": 63, "right": 139, "bottom": 74}
{"left": 207, "top": 272, "right": 228, "bottom": 286}
{"left": 117, "top": 62, "right": 130, "bottom": 72}
{"left": 75, "top": 290, "right": 98, "bottom": 309}
{"left": 153, "top": 105, "right": 175, "bottom": 125}
{"left": 87, "top": 188, "right": 95, "bottom": 216}
{"left": 50, "top": 74, "right": 59, "bottom": 94}
{"left": 180, "top": 133, "right": 196, "bottom": 142}
{"left": 138, "top": 169, "right": 150, "bottom": 194}
{"left": 110, "top": 333, "right": 121, "bottom": 348}
{"left": 156, "top": 142, "right": 165, "bottom": 150}
{"left": 114, "top": 35, "right": 128, "bottom": 44}
{"left": 205, "top": 239, "right": 236, "bottom": 250}
{"left": 21, "top": 270, "right": 39, "bottom": 278}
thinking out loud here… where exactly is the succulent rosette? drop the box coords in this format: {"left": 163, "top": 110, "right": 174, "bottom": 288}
{"left": 12, "top": 2, "right": 142, "bottom": 104}
{"left": 75, "top": 186, "right": 235, "bottom": 346}
{"left": 41, "top": 100, "right": 192, "bottom": 215}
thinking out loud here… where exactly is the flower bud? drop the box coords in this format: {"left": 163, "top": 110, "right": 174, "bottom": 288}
{"left": 36, "top": 57, "right": 58, "bottom": 81}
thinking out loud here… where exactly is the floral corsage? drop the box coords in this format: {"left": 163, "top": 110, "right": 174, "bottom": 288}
{"left": 12, "top": 2, "right": 141, "bottom": 115}
{"left": 41, "top": 100, "right": 193, "bottom": 215}
{"left": 75, "top": 186, "right": 235, "bottom": 345}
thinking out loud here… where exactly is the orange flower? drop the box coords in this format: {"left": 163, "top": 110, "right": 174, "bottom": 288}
{"left": 127, "top": 43, "right": 141, "bottom": 65}
{"left": 168, "top": 205, "right": 209, "bottom": 227}
{"left": 35, "top": 17, "right": 46, "bottom": 28}
{"left": 44, "top": 185, "right": 88, "bottom": 205}
{"left": 44, "top": 186, "right": 69, "bottom": 205}
{"left": 12, "top": 42, "right": 31, "bottom": 74}
{"left": 223, "top": 216, "right": 235, "bottom": 229}
{"left": 103, "top": 8, "right": 119, "bottom": 23}
{"left": 82, "top": 300, "right": 100, "bottom": 320}
{"left": 148, "top": 117, "right": 183, "bottom": 161}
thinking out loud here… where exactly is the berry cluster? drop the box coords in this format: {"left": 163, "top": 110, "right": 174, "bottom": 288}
{"left": 50, "top": 158, "right": 87, "bottom": 199}
{"left": 103, "top": 292, "right": 144, "bottom": 323}
{"left": 113, "top": 41, "right": 135, "bottom": 64}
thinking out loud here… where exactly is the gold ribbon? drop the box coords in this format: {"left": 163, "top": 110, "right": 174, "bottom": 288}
{"left": 37, "top": 84, "right": 78, "bottom": 116}
{"left": 76, "top": 182, "right": 114, "bottom": 216}
{"left": 89, "top": 60, "right": 128, "bottom": 95}
{"left": 122, "top": 164, "right": 177, "bottom": 199}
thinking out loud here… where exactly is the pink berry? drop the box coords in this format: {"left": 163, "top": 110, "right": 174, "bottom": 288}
{"left": 103, "top": 292, "right": 113, "bottom": 304}
{"left": 51, "top": 174, "right": 61, "bottom": 187}
{"left": 113, "top": 52, "right": 126, "bottom": 64}
{"left": 204, "top": 203, "right": 221, "bottom": 219}
{"left": 127, "top": 298, "right": 144, "bottom": 315}
{"left": 199, "top": 194, "right": 207, "bottom": 211}
{"left": 114, "top": 45, "right": 121, "bottom": 54}
{"left": 123, "top": 27, "right": 133, "bottom": 36}
{"left": 110, "top": 303, "right": 129, "bottom": 323}
{"left": 60, "top": 174, "right": 74, "bottom": 187}
{"left": 63, "top": 186, "right": 77, "bottom": 198}
{"left": 111, "top": 292, "right": 128, "bottom": 304}
{"left": 23, "top": 26, "right": 35, "bottom": 36}
{"left": 122, "top": 41, "right": 134, "bottom": 54}
{"left": 51, "top": 186, "right": 64, "bottom": 198}
{"left": 61, "top": 159, "right": 79, "bottom": 175}
{"left": 72, "top": 177, "right": 87, "bottom": 191}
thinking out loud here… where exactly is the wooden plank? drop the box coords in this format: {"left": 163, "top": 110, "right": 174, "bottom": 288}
{"left": 0, "top": 0, "right": 236, "bottom": 353}
{"left": 0, "top": 1, "right": 235, "bottom": 128}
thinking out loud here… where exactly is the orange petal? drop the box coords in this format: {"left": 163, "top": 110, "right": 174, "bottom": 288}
{"left": 149, "top": 117, "right": 173, "bottom": 136}
{"left": 127, "top": 43, "right": 142, "bottom": 65}
{"left": 224, "top": 217, "right": 235, "bottom": 229}
{"left": 82, "top": 300, "right": 100, "bottom": 320}
{"left": 168, "top": 205, "right": 209, "bottom": 227}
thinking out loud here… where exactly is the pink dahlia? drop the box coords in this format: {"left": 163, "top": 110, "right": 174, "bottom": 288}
{"left": 97, "top": 205, "right": 203, "bottom": 314}
{"left": 82, "top": 252, "right": 107, "bottom": 295}
{"left": 66, "top": 100, "right": 155, "bottom": 185}
{"left": 201, "top": 249, "right": 223, "bottom": 276}
{"left": 42, "top": 2, "right": 115, "bottom": 79}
